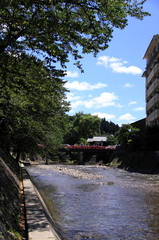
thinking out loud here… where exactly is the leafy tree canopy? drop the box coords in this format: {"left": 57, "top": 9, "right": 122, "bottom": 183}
{"left": 0, "top": 0, "right": 149, "bottom": 159}
{"left": 64, "top": 112, "right": 101, "bottom": 144}
{"left": 115, "top": 124, "right": 140, "bottom": 151}
{"left": 0, "top": 0, "right": 149, "bottom": 70}
{"left": 0, "top": 52, "right": 69, "bottom": 158}
{"left": 100, "top": 118, "right": 120, "bottom": 135}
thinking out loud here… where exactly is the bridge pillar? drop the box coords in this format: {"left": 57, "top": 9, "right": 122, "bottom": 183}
{"left": 78, "top": 151, "right": 83, "bottom": 165}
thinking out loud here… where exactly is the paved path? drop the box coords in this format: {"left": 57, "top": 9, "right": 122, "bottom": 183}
{"left": 21, "top": 164, "right": 61, "bottom": 240}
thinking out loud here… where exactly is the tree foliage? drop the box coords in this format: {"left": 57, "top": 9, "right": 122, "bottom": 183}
{"left": 0, "top": 52, "right": 69, "bottom": 158}
{"left": 106, "top": 134, "right": 118, "bottom": 146}
{"left": 115, "top": 124, "right": 140, "bottom": 151}
{"left": 64, "top": 113, "right": 120, "bottom": 145}
{"left": 64, "top": 112, "right": 101, "bottom": 144}
{"left": 100, "top": 118, "right": 120, "bottom": 135}
{"left": 0, "top": 0, "right": 149, "bottom": 158}
{"left": 0, "top": 0, "right": 149, "bottom": 69}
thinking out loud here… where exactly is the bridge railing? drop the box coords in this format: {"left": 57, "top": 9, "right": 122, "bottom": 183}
{"left": 64, "top": 145, "right": 117, "bottom": 150}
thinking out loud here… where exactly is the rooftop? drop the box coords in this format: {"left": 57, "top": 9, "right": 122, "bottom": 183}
{"left": 87, "top": 136, "right": 107, "bottom": 142}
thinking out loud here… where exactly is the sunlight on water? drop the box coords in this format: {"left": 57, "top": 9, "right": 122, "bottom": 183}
{"left": 27, "top": 165, "right": 159, "bottom": 240}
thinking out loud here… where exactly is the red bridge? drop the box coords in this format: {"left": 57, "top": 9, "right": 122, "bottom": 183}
{"left": 65, "top": 145, "right": 117, "bottom": 151}
{"left": 59, "top": 145, "right": 119, "bottom": 164}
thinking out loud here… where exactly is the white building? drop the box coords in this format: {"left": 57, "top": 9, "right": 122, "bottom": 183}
{"left": 142, "top": 34, "right": 159, "bottom": 126}
{"left": 87, "top": 136, "right": 107, "bottom": 146}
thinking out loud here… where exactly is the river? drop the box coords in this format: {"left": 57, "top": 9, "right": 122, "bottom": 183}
{"left": 27, "top": 165, "right": 159, "bottom": 240}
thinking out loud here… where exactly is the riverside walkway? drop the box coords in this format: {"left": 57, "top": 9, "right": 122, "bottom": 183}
{"left": 20, "top": 163, "right": 61, "bottom": 240}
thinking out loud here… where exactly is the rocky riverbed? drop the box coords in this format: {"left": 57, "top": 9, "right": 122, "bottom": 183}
{"left": 37, "top": 164, "right": 106, "bottom": 180}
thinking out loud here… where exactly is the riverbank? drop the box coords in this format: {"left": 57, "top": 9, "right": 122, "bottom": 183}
{"left": 1, "top": 149, "right": 159, "bottom": 239}
{"left": 110, "top": 151, "right": 159, "bottom": 174}
{"left": 38, "top": 150, "right": 159, "bottom": 175}
{"left": 0, "top": 149, "right": 62, "bottom": 240}
{"left": 0, "top": 149, "right": 26, "bottom": 240}
{"left": 21, "top": 164, "right": 61, "bottom": 240}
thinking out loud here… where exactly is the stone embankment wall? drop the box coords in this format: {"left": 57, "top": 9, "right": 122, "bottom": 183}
{"left": 113, "top": 151, "right": 159, "bottom": 174}
{"left": 0, "top": 149, "right": 22, "bottom": 240}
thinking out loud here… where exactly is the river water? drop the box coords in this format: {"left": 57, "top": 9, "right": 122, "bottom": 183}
{"left": 27, "top": 165, "right": 159, "bottom": 240}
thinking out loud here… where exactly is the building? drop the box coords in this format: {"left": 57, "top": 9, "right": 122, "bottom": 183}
{"left": 142, "top": 34, "right": 159, "bottom": 126}
{"left": 87, "top": 136, "right": 107, "bottom": 146}
{"left": 131, "top": 118, "right": 146, "bottom": 132}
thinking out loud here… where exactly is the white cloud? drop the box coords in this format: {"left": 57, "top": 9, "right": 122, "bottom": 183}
{"left": 71, "top": 100, "right": 84, "bottom": 109}
{"left": 66, "top": 92, "right": 81, "bottom": 101}
{"left": 96, "top": 56, "right": 119, "bottom": 67}
{"left": 133, "top": 107, "right": 144, "bottom": 111}
{"left": 123, "top": 83, "right": 134, "bottom": 88}
{"left": 85, "top": 92, "right": 118, "bottom": 108}
{"left": 97, "top": 55, "right": 142, "bottom": 75}
{"left": 92, "top": 112, "right": 115, "bottom": 120}
{"left": 116, "top": 103, "right": 123, "bottom": 108}
{"left": 129, "top": 101, "right": 137, "bottom": 105}
{"left": 69, "top": 92, "right": 120, "bottom": 110}
{"left": 65, "top": 71, "right": 79, "bottom": 77}
{"left": 118, "top": 113, "right": 136, "bottom": 121}
{"left": 65, "top": 81, "right": 107, "bottom": 91}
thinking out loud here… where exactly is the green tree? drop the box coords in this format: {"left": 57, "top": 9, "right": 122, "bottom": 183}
{"left": 115, "top": 124, "right": 140, "bottom": 151}
{"left": 0, "top": 0, "right": 149, "bottom": 69}
{"left": 106, "top": 134, "right": 118, "bottom": 146}
{"left": 64, "top": 112, "right": 101, "bottom": 144}
{"left": 0, "top": 53, "right": 69, "bottom": 159}
{"left": 100, "top": 118, "right": 120, "bottom": 134}
{"left": 0, "top": 0, "right": 149, "bottom": 157}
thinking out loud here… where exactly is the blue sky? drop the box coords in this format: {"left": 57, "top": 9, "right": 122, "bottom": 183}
{"left": 63, "top": 0, "right": 159, "bottom": 126}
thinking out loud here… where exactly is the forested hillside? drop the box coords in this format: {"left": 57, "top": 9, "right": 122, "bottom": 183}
{"left": 64, "top": 113, "right": 120, "bottom": 145}
{"left": 100, "top": 118, "right": 120, "bottom": 135}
